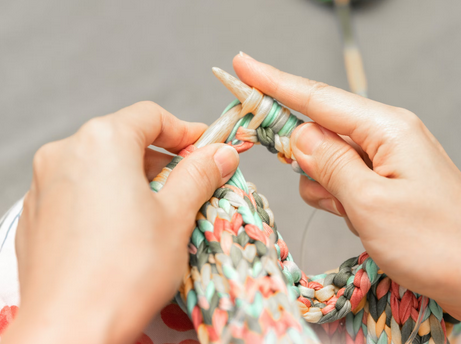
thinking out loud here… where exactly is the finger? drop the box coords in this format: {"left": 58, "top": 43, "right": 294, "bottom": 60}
{"left": 299, "top": 176, "right": 345, "bottom": 217}
{"left": 159, "top": 144, "right": 239, "bottom": 224}
{"left": 233, "top": 53, "right": 408, "bottom": 151}
{"left": 144, "top": 148, "right": 174, "bottom": 181}
{"left": 292, "top": 122, "right": 379, "bottom": 201}
{"left": 107, "top": 101, "right": 207, "bottom": 153}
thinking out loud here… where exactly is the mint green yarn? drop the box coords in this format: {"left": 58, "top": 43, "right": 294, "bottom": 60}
{"left": 274, "top": 244, "right": 281, "bottom": 260}
{"left": 253, "top": 210, "right": 263, "bottom": 230}
{"left": 191, "top": 227, "right": 205, "bottom": 248}
{"left": 221, "top": 99, "right": 240, "bottom": 116}
{"left": 237, "top": 206, "right": 256, "bottom": 225}
{"left": 261, "top": 102, "right": 281, "bottom": 128}
{"left": 309, "top": 273, "right": 327, "bottom": 282}
{"left": 198, "top": 219, "right": 214, "bottom": 233}
{"left": 227, "top": 167, "right": 248, "bottom": 193}
{"left": 289, "top": 285, "right": 301, "bottom": 299}
{"left": 218, "top": 198, "right": 231, "bottom": 213}
{"left": 226, "top": 113, "right": 253, "bottom": 144}
{"left": 187, "top": 290, "right": 197, "bottom": 315}
{"left": 283, "top": 267, "right": 294, "bottom": 285}
{"left": 247, "top": 292, "right": 264, "bottom": 317}
{"left": 287, "top": 328, "right": 304, "bottom": 344}
{"left": 223, "top": 265, "right": 239, "bottom": 280}
{"left": 150, "top": 180, "right": 163, "bottom": 193}
{"left": 264, "top": 330, "right": 278, "bottom": 344}
{"left": 205, "top": 281, "right": 216, "bottom": 302}
{"left": 278, "top": 114, "right": 298, "bottom": 136}
{"left": 365, "top": 259, "right": 378, "bottom": 284}
{"left": 253, "top": 261, "right": 263, "bottom": 277}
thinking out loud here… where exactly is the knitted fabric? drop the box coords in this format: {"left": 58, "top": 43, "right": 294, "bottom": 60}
{"left": 150, "top": 99, "right": 459, "bottom": 344}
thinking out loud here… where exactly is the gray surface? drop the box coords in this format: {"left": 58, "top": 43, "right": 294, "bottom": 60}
{"left": 1, "top": 0, "right": 461, "bottom": 274}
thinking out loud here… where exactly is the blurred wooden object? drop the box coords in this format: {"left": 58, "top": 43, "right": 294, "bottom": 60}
{"left": 334, "top": 0, "right": 368, "bottom": 97}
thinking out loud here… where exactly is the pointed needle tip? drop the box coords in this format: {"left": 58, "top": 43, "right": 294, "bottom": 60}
{"left": 212, "top": 67, "right": 252, "bottom": 103}
{"left": 212, "top": 67, "right": 227, "bottom": 79}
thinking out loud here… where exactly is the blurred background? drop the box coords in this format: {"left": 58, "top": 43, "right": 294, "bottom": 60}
{"left": 1, "top": 0, "right": 460, "bottom": 274}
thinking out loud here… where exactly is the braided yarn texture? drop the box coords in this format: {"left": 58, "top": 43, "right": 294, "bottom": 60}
{"left": 150, "top": 99, "right": 459, "bottom": 344}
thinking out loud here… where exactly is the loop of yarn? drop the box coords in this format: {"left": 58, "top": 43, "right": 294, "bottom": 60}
{"left": 226, "top": 99, "right": 308, "bottom": 177}
{"left": 150, "top": 100, "right": 460, "bottom": 343}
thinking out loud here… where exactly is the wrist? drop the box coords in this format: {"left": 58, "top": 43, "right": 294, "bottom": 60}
{"left": 2, "top": 305, "right": 114, "bottom": 344}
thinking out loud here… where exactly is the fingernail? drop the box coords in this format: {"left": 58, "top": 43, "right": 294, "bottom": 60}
{"left": 318, "top": 199, "right": 342, "bottom": 216}
{"left": 293, "top": 123, "right": 325, "bottom": 155}
{"left": 214, "top": 145, "right": 239, "bottom": 178}
{"left": 239, "top": 51, "right": 254, "bottom": 60}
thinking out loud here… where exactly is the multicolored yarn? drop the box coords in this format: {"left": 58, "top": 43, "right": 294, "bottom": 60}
{"left": 150, "top": 98, "right": 460, "bottom": 343}
{"left": 220, "top": 99, "right": 307, "bottom": 176}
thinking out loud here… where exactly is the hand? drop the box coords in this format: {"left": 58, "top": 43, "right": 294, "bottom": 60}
{"left": 233, "top": 53, "right": 461, "bottom": 319}
{"left": 3, "top": 101, "right": 239, "bottom": 344}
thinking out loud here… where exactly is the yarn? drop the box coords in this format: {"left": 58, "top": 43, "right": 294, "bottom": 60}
{"left": 150, "top": 98, "right": 460, "bottom": 343}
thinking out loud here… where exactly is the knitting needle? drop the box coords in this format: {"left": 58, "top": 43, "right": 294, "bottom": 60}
{"left": 213, "top": 67, "right": 275, "bottom": 131}
{"left": 334, "top": 0, "right": 368, "bottom": 97}
{"left": 151, "top": 100, "right": 245, "bottom": 191}
{"left": 194, "top": 104, "right": 245, "bottom": 148}
{"left": 212, "top": 67, "right": 252, "bottom": 103}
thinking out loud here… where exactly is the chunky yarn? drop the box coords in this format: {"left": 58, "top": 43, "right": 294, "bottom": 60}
{"left": 150, "top": 98, "right": 460, "bottom": 344}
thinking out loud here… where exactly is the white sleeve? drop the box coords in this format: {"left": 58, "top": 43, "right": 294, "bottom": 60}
{"left": 0, "top": 198, "right": 23, "bottom": 307}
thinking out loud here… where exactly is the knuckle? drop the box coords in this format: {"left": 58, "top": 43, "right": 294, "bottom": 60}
{"left": 394, "top": 107, "right": 423, "bottom": 132}
{"left": 302, "top": 80, "right": 329, "bottom": 116}
{"left": 72, "top": 117, "right": 123, "bottom": 160}
{"left": 310, "top": 80, "right": 329, "bottom": 93}
{"left": 33, "top": 142, "right": 56, "bottom": 172}
{"left": 317, "top": 144, "right": 355, "bottom": 192}
{"left": 131, "top": 100, "right": 160, "bottom": 114}
{"left": 79, "top": 117, "right": 117, "bottom": 142}
{"left": 76, "top": 117, "right": 129, "bottom": 153}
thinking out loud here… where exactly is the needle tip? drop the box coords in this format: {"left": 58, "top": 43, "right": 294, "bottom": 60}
{"left": 212, "top": 67, "right": 252, "bottom": 103}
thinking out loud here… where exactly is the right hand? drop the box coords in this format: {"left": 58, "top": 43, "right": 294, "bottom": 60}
{"left": 234, "top": 53, "right": 461, "bottom": 319}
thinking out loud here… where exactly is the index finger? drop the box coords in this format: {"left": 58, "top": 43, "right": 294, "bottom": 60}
{"left": 110, "top": 101, "right": 207, "bottom": 153}
{"left": 232, "top": 54, "right": 401, "bottom": 146}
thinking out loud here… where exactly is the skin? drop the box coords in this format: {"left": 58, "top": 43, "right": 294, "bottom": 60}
{"left": 233, "top": 52, "right": 461, "bottom": 320}
{"left": 3, "top": 54, "right": 461, "bottom": 343}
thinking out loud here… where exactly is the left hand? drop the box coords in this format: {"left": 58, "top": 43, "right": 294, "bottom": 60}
{"left": 3, "top": 101, "right": 239, "bottom": 344}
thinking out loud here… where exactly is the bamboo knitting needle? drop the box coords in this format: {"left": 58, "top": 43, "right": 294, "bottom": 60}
{"left": 151, "top": 91, "right": 246, "bottom": 191}
{"left": 195, "top": 67, "right": 268, "bottom": 148}
{"left": 334, "top": 0, "right": 368, "bottom": 97}
{"left": 212, "top": 67, "right": 252, "bottom": 104}
{"left": 212, "top": 67, "right": 273, "bottom": 130}
{"left": 194, "top": 104, "right": 245, "bottom": 148}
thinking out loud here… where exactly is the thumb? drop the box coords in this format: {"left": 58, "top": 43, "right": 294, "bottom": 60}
{"left": 292, "top": 123, "right": 375, "bottom": 202}
{"left": 159, "top": 144, "right": 239, "bottom": 221}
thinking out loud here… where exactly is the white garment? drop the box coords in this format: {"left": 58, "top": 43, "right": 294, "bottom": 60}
{"left": 0, "top": 198, "right": 22, "bottom": 309}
